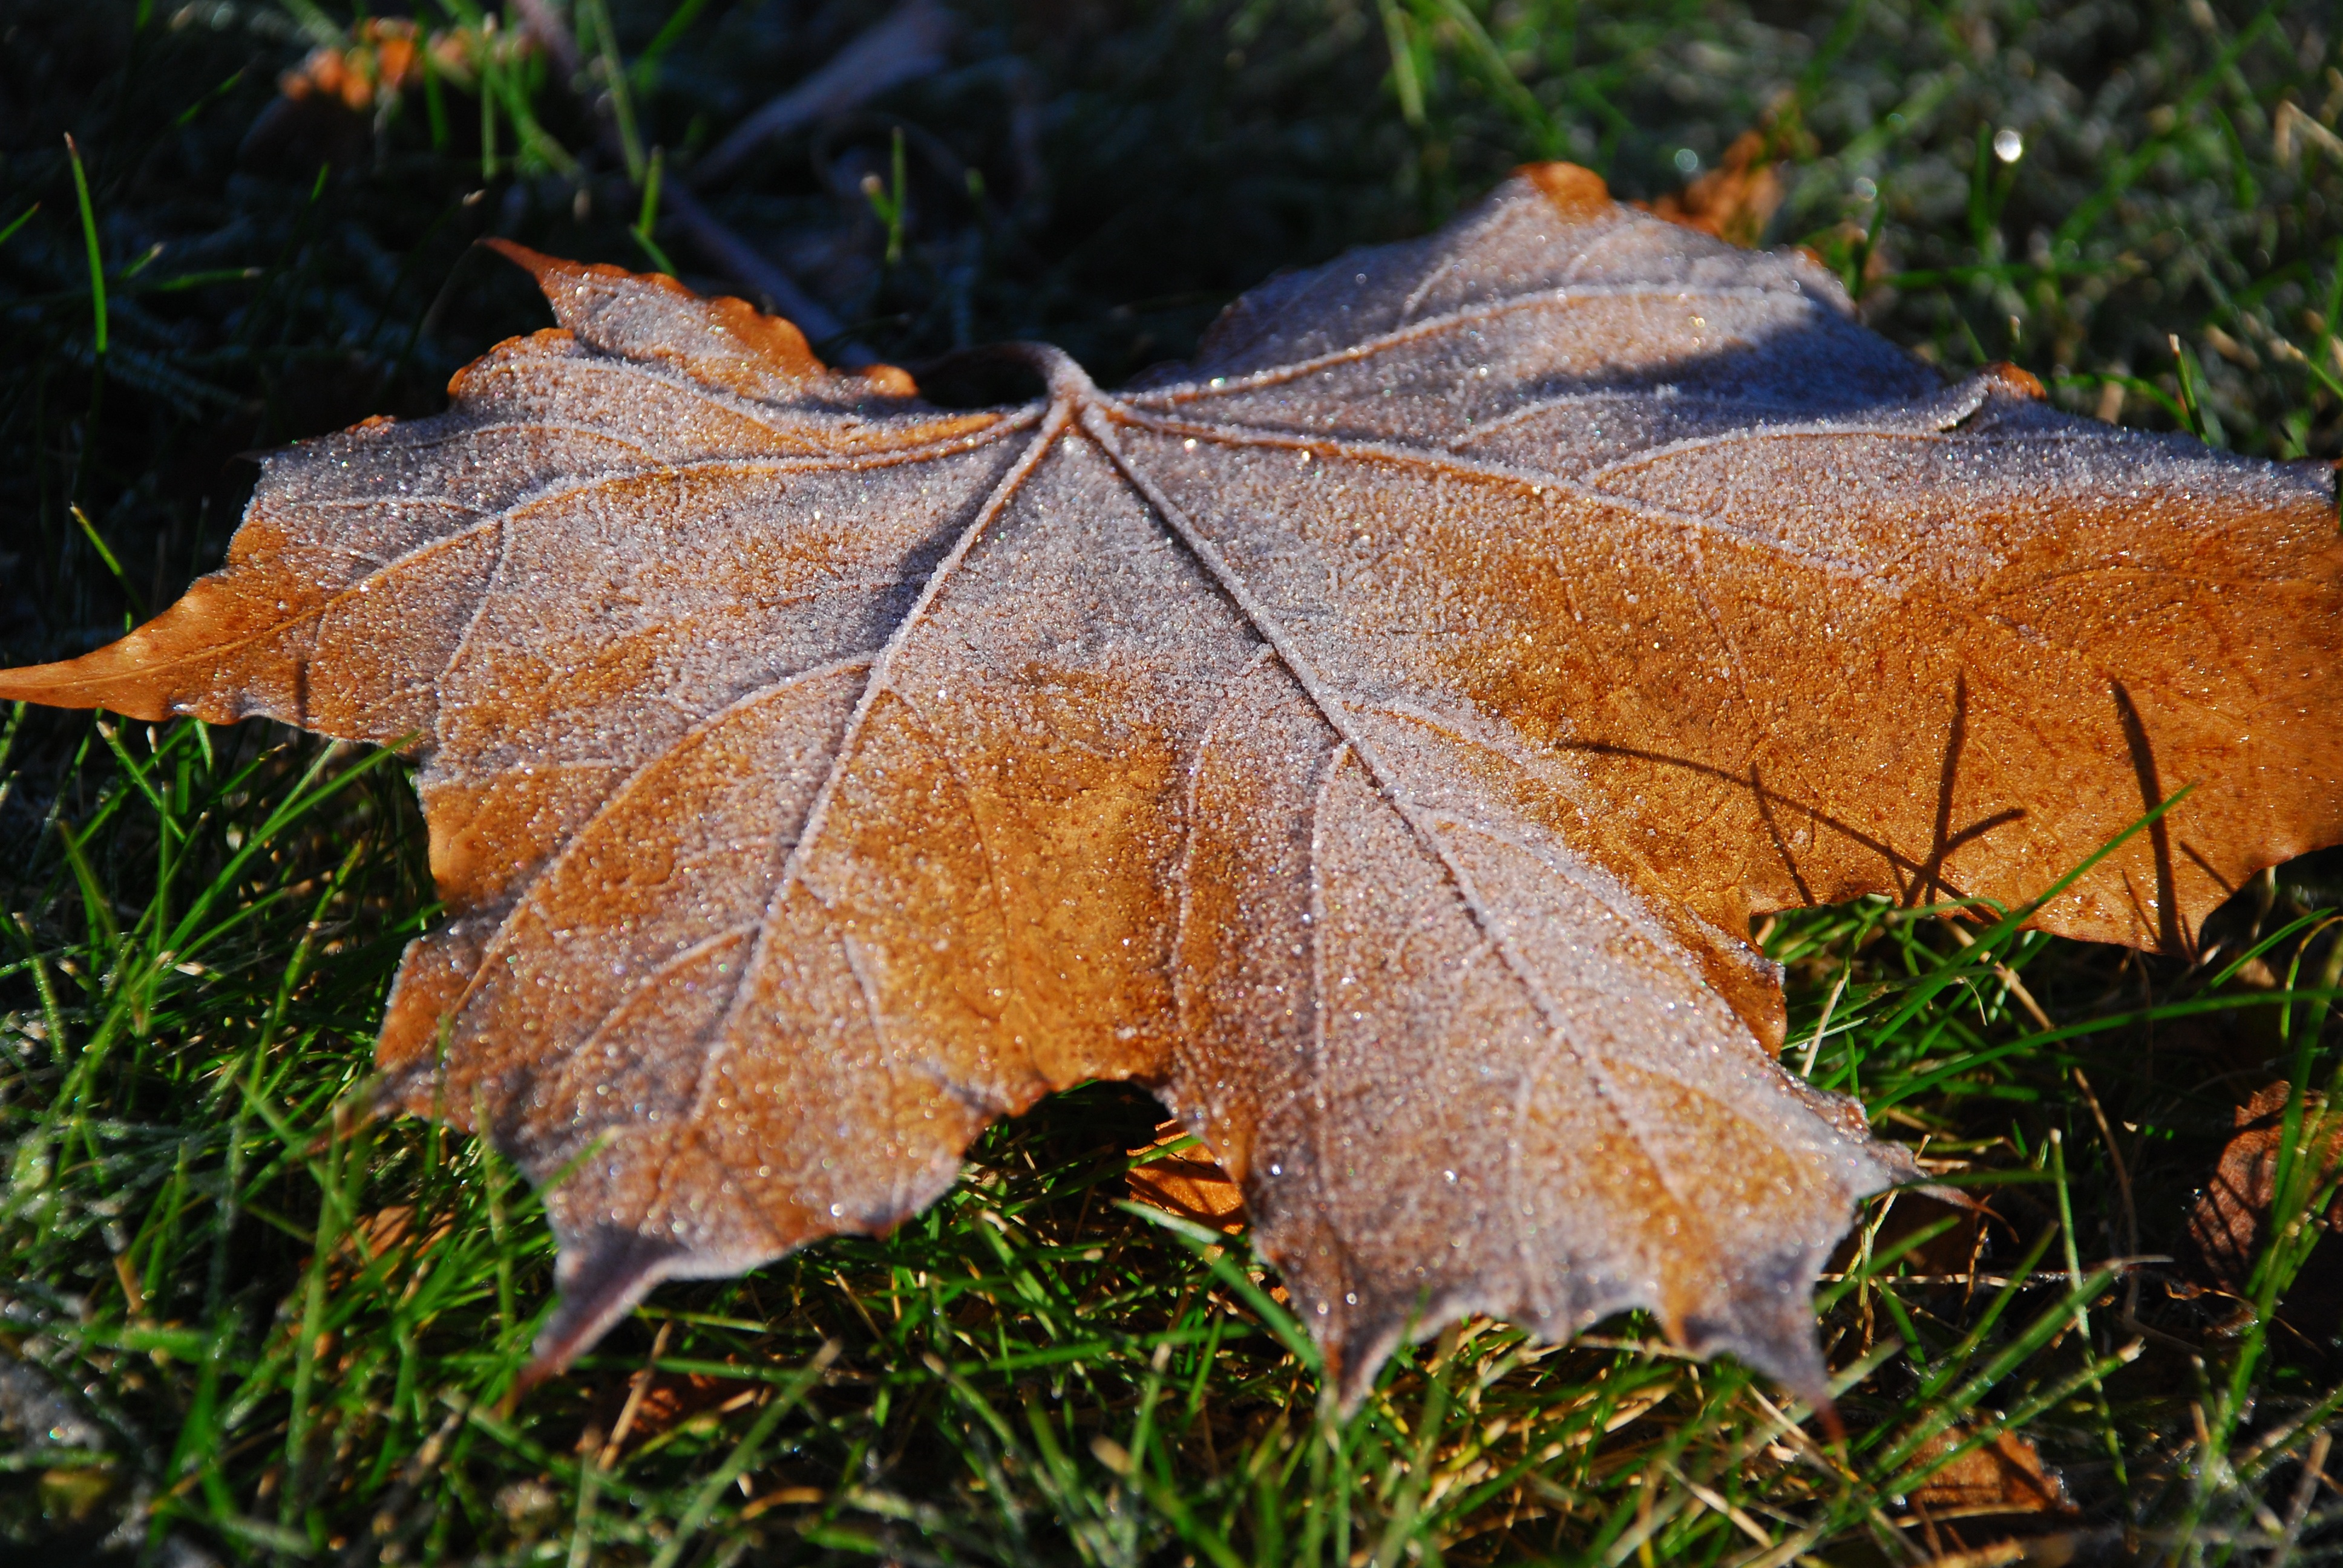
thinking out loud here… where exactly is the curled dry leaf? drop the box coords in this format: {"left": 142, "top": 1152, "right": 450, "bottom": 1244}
{"left": 6, "top": 164, "right": 2340, "bottom": 1409}
{"left": 1643, "top": 127, "right": 1787, "bottom": 248}
{"left": 1909, "top": 1427, "right": 2073, "bottom": 1519}
{"left": 2182, "top": 1081, "right": 2343, "bottom": 1294}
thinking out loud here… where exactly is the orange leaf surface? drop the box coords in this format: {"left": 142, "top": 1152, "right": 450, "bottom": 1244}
{"left": 1127, "top": 1120, "right": 1249, "bottom": 1235}
{"left": 7, "top": 165, "right": 2339, "bottom": 1408}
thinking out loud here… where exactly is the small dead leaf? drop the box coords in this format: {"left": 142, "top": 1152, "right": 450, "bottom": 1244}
{"left": 1910, "top": 1428, "right": 2073, "bottom": 1518}
{"left": 325, "top": 1204, "right": 456, "bottom": 1290}
{"left": 2183, "top": 1082, "right": 2343, "bottom": 1293}
{"left": 244, "top": 18, "right": 510, "bottom": 172}
{"left": 277, "top": 19, "right": 431, "bottom": 113}
{"left": 591, "top": 1366, "right": 761, "bottom": 1449}
{"left": 7, "top": 163, "right": 2339, "bottom": 1411}
{"left": 1645, "top": 128, "right": 1786, "bottom": 247}
{"left": 1128, "top": 1119, "right": 1248, "bottom": 1234}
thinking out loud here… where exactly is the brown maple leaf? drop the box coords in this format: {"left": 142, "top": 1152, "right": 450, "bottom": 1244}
{"left": 6, "top": 163, "right": 2339, "bottom": 1411}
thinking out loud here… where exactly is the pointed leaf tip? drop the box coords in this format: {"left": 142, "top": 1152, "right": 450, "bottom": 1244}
{"left": 1518, "top": 160, "right": 1612, "bottom": 219}
{"left": 479, "top": 235, "right": 920, "bottom": 402}
{"left": 0, "top": 573, "right": 297, "bottom": 725}
{"left": 519, "top": 1227, "right": 691, "bottom": 1391}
